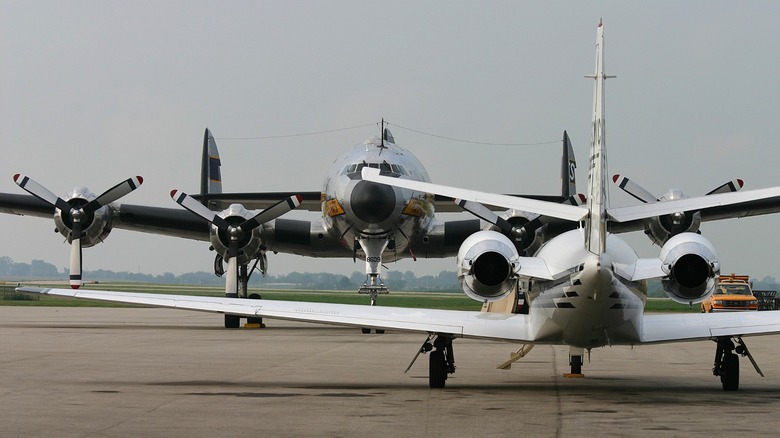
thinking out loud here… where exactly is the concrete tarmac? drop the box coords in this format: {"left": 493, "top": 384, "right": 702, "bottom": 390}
{"left": 3, "top": 307, "right": 780, "bottom": 437}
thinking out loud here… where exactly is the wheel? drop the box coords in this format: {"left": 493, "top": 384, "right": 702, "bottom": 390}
{"left": 570, "top": 355, "right": 583, "bottom": 374}
{"left": 721, "top": 353, "right": 740, "bottom": 391}
{"left": 361, "top": 327, "right": 371, "bottom": 334}
{"left": 429, "top": 350, "right": 447, "bottom": 388}
{"left": 224, "top": 314, "right": 241, "bottom": 329}
{"left": 376, "top": 329, "right": 385, "bottom": 334}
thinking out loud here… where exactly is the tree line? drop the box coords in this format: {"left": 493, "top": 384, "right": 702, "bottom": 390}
{"left": 0, "top": 256, "right": 460, "bottom": 292}
{"left": 1, "top": 256, "right": 778, "bottom": 297}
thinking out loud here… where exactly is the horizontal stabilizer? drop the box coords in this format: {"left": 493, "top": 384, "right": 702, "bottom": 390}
{"left": 612, "top": 258, "right": 664, "bottom": 282}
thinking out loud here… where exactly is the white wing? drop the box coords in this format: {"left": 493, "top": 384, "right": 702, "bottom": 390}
{"left": 16, "top": 287, "right": 535, "bottom": 342}
{"left": 361, "top": 167, "right": 587, "bottom": 222}
{"left": 641, "top": 311, "right": 780, "bottom": 343}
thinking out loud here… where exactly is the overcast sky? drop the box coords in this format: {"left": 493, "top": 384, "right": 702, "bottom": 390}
{"left": 2, "top": 1, "right": 780, "bottom": 280}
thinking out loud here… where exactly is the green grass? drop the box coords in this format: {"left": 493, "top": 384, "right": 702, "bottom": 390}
{"left": 2, "top": 282, "right": 699, "bottom": 312}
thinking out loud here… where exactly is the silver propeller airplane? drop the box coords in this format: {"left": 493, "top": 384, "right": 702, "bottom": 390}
{"left": 16, "top": 22, "right": 780, "bottom": 390}
{"left": 1, "top": 123, "right": 577, "bottom": 329}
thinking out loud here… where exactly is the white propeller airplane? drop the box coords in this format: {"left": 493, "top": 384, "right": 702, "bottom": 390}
{"left": 1, "top": 123, "right": 578, "bottom": 329}
{"left": 15, "top": 22, "right": 780, "bottom": 391}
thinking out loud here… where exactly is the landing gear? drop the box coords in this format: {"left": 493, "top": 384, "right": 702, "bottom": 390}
{"left": 570, "top": 355, "right": 583, "bottom": 375}
{"left": 712, "top": 336, "right": 765, "bottom": 391}
{"left": 358, "top": 274, "right": 389, "bottom": 306}
{"left": 428, "top": 335, "right": 455, "bottom": 388}
{"left": 564, "top": 347, "right": 585, "bottom": 377}
{"left": 220, "top": 257, "right": 265, "bottom": 329}
{"left": 359, "top": 273, "right": 388, "bottom": 334}
{"left": 713, "top": 337, "right": 740, "bottom": 391}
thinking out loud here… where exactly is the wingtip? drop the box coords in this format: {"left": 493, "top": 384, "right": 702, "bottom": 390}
{"left": 170, "top": 189, "right": 179, "bottom": 198}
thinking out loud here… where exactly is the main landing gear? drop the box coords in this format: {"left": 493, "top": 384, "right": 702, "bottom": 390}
{"left": 713, "top": 336, "right": 764, "bottom": 391}
{"left": 408, "top": 334, "right": 456, "bottom": 388}
{"left": 220, "top": 258, "right": 265, "bottom": 329}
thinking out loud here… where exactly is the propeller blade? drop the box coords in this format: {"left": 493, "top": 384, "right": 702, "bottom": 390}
{"left": 69, "top": 216, "right": 83, "bottom": 289}
{"left": 14, "top": 174, "right": 72, "bottom": 212}
{"left": 240, "top": 195, "right": 302, "bottom": 232}
{"left": 706, "top": 179, "right": 744, "bottom": 195}
{"left": 454, "top": 198, "right": 514, "bottom": 235}
{"left": 612, "top": 175, "right": 658, "bottom": 203}
{"left": 83, "top": 176, "right": 143, "bottom": 214}
{"left": 171, "top": 190, "right": 229, "bottom": 229}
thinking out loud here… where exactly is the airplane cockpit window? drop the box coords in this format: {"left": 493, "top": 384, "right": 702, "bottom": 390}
{"left": 347, "top": 161, "right": 402, "bottom": 177}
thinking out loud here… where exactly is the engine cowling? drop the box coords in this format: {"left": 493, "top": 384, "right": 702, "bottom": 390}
{"left": 456, "top": 230, "right": 520, "bottom": 302}
{"left": 53, "top": 187, "right": 113, "bottom": 248}
{"left": 208, "top": 204, "right": 264, "bottom": 265}
{"left": 642, "top": 189, "right": 702, "bottom": 246}
{"left": 659, "top": 232, "right": 720, "bottom": 304}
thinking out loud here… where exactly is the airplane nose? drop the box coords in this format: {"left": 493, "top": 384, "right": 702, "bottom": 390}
{"left": 350, "top": 180, "right": 396, "bottom": 224}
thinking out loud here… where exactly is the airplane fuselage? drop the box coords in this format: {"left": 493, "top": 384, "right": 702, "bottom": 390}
{"left": 321, "top": 136, "right": 435, "bottom": 262}
{"left": 527, "top": 229, "right": 646, "bottom": 348}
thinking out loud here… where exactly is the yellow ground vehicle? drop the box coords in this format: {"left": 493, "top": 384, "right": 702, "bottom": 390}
{"left": 701, "top": 274, "right": 758, "bottom": 313}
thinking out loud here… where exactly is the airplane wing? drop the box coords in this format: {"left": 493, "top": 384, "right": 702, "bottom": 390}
{"left": 607, "top": 187, "right": 780, "bottom": 233}
{"left": 641, "top": 311, "right": 780, "bottom": 344}
{"left": 192, "top": 191, "right": 323, "bottom": 211}
{"left": 361, "top": 168, "right": 587, "bottom": 222}
{"left": 193, "top": 191, "right": 567, "bottom": 213}
{"left": 16, "top": 286, "right": 535, "bottom": 342}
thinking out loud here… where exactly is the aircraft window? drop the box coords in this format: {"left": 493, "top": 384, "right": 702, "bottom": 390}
{"left": 347, "top": 162, "right": 401, "bottom": 176}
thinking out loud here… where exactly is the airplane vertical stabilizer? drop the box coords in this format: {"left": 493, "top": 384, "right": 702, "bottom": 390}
{"left": 584, "top": 20, "right": 614, "bottom": 254}
{"left": 561, "top": 130, "right": 577, "bottom": 198}
{"left": 200, "top": 128, "right": 223, "bottom": 203}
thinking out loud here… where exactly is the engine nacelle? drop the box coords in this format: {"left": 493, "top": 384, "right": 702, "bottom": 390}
{"left": 208, "top": 204, "right": 264, "bottom": 265}
{"left": 659, "top": 232, "right": 720, "bottom": 304}
{"left": 642, "top": 189, "right": 701, "bottom": 246}
{"left": 644, "top": 211, "right": 702, "bottom": 246}
{"left": 53, "top": 187, "right": 113, "bottom": 248}
{"left": 457, "top": 230, "right": 520, "bottom": 302}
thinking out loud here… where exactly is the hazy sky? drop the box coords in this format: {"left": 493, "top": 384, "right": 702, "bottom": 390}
{"left": 2, "top": 1, "right": 780, "bottom": 280}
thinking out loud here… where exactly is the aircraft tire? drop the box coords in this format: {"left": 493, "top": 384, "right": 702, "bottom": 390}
{"left": 225, "top": 314, "right": 241, "bottom": 329}
{"left": 429, "top": 350, "right": 447, "bottom": 388}
{"left": 721, "top": 353, "right": 739, "bottom": 391}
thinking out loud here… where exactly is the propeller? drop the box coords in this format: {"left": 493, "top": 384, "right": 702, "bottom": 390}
{"left": 613, "top": 174, "right": 744, "bottom": 238}
{"left": 612, "top": 175, "right": 743, "bottom": 203}
{"left": 455, "top": 193, "right": 586, "bottom": 245}
{"left": 14, "top": 174, "right": 144, "bottom": 289}
{"left": 171, "top": 190, "right": 302, "bottom": 296}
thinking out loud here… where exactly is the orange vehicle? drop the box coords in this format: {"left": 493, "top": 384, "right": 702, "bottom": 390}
{"left": 701, "top": 274, "right": 758, "bottom": 313}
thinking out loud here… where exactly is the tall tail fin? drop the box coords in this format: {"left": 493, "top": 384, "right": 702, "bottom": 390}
{"left": 561, "top": 130, "right": 577, "bottom": 198}
{"left": 584, "top": 20, "right": 615, "bottom": 254}
{"left": 200, "top": 128, "right": 223, "bottom": 205}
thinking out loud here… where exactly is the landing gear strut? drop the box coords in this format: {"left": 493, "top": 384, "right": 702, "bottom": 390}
{"left": 220, "top": 255, "right": 265, "bottom": 329}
